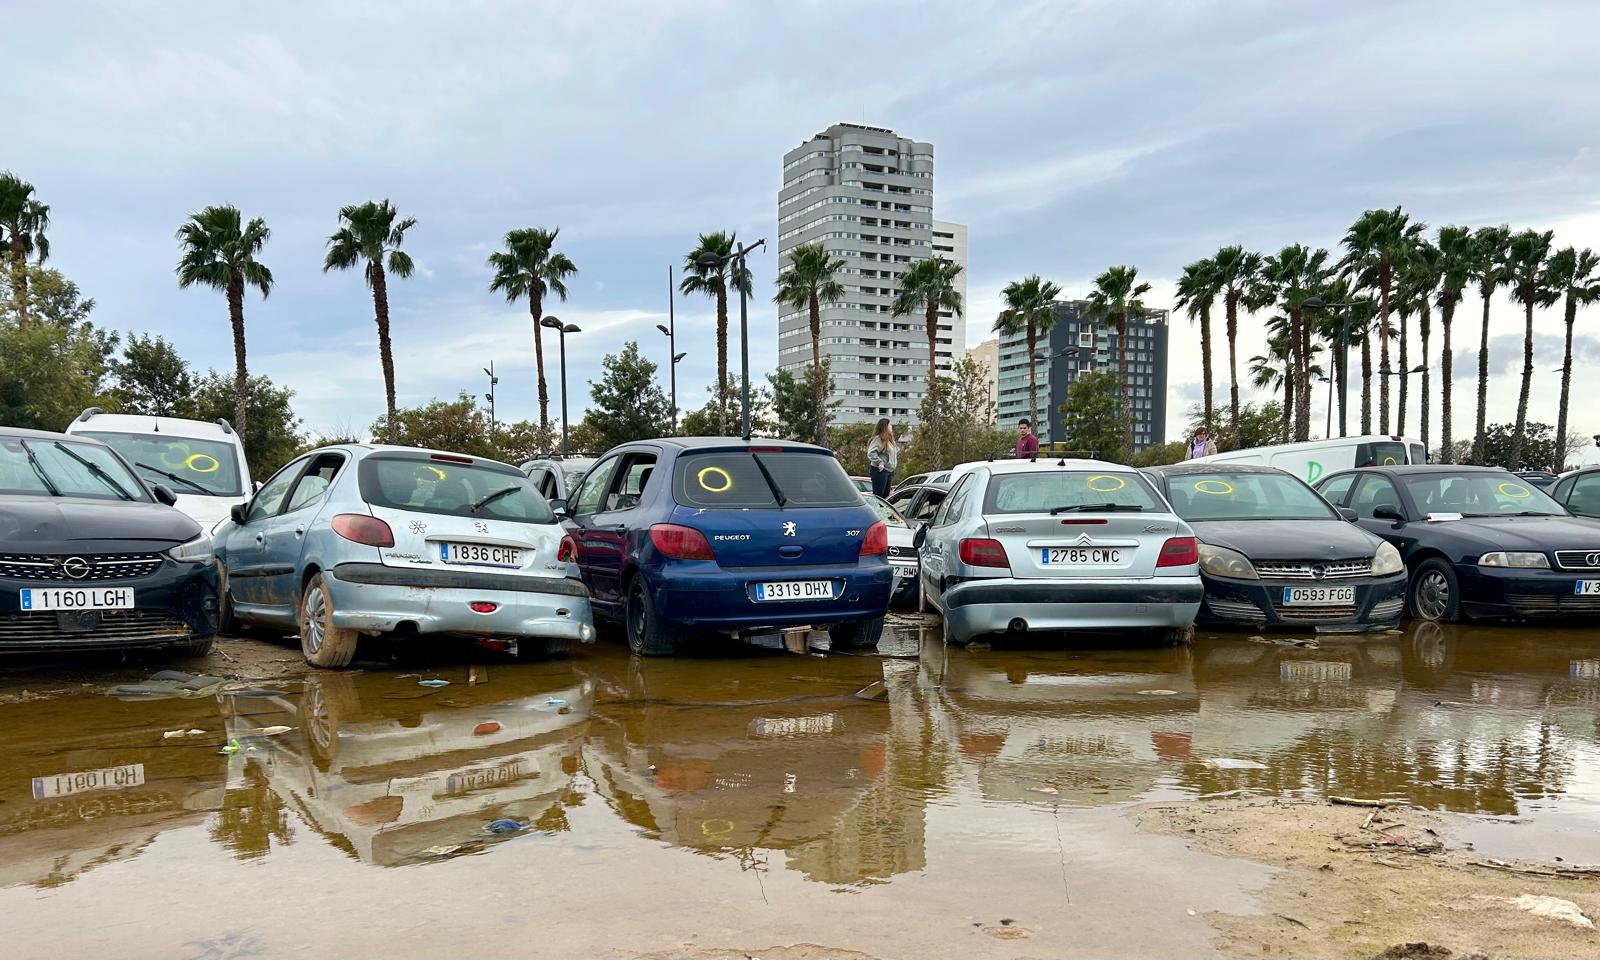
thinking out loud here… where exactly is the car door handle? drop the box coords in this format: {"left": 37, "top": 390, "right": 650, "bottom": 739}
{"left": 254, "top": 533, "right": 265, "bottom": 544}
{"left": 294, "top": 526, "right": 305, "bottom": 537}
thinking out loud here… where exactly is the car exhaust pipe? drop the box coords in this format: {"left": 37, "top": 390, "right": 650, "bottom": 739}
{"left": 1008, "top": 618, "right": 1028, "bottom": 633}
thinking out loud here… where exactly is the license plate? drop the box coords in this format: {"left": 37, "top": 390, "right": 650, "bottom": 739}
{"left": 439, "top": 543, "right": 523, "bottom": 568}
{"left": 445, "top": 759, "right": 529, "bottom": 795}
{"left": 32, "top": 763, "right": 145, "bottom": 799}
{"left": 892, "top": 564, "right": 916, "bottom": 578}
{"left": 1576, "top": 581, "right": 1600, "bottom": 596}
{"left": 19, "top": 586, "right": 134, "bottom": 612}
{"left": 1281, "top": 586, "right": 1356, "bottom": 606}
{"left": 755, "top": 580, "right": 834, "bottom": 601}
{"left": 1041, "top": 547, "right": 1122, "bottom": 565}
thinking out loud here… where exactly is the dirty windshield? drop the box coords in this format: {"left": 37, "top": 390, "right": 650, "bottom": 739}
{"left": 358, "top": 454, "right": 556, "bottom": 522}
{"left": 0, "top": 437, "right": 148, "bottom": 501}
{"left": 1165, "top": 471, "right": 1337, "bottom": 521}
{"left": 673, "top": 451, "right": 861, "bottom": 508}
{"left": 984, "top": 470, "right": 1161, "bottom": 514}
{"left": 79, "top": 431, "right": 243, "bottom": 496}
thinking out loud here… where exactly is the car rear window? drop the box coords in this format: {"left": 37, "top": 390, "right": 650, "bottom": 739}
{"left": 1356, "top": 441, "right": 1409, "bottom": 467}
{"left": 673, "top": 450, "right": 862, "bottom": 509}
{"left": 983, "top": 470, "right": 1163, "bottom": 514}
{"left": 359, "top": 454, "right": 556, "bottom": 523}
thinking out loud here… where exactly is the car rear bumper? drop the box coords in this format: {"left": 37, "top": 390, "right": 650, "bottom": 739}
{"left": 327, "top": 563, "right": 595, "bottom": 641}
{"left": 940, "top": 577, "right": 1203, "bottom": 640}
{"left": 648, "top": 560, "right": 893, "bottom": 632}
{"left": 1197, "top": 574, "right": 1407, "bottom": 632}
{"left": 1458, "top": 565, "right": 1600, "bottom": 619}
{"left": 0, "top": 560, "right": 218, "bottom": 653}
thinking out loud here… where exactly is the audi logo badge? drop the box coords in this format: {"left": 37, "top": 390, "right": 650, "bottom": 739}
{"left": 1310, "top": 563, "right": 1328, "bottom": 580}
{"left": 59, "top": 557, "right": 92, "bottom": 580}
{"left": 1588, "top": 551, "right": 1600, "bottom": 567}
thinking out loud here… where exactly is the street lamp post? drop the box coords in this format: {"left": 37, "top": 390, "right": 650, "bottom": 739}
{"left": 658, "top": 263, "right": 678, "bottom": 434}
{"left": 1030, "top": 347, "right": 1079, "bottom": 443}
{"left": 540, "top": 316, "right": 581, "bottom": 455}
{"left": 696, "top": 238, "right": 767, "bottom": 441}
{"left": 482, "top": 361, "right": 499, "bottom": 436}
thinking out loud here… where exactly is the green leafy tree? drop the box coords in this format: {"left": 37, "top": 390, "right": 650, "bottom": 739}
{"left": 488, "top": 227, "right": 577, "bottom": 433}
{"left": 891, "top": 256, "right": 964, "bottom": 468}
{"left": 903, "top": 355, "right": 1007, "bottom": 472}
{"left": 773, "top": 242, "right": 845, "bottom": 443}
{"left": 1248, "top": 326, "right": 1293, "bottom": 442}
{"left": 191, "top": 370, "right": 302, "bottom": 478}
{"left": 113, "top": 333, "right": 195, "bottom": 416}
{"left": 586, "top": 341, "right": 672, "bottom": 450}
{"left": 828, "top": 420, "right": 881, "bottom": 478}
{"left": 1190, "top": 401, "right": 1285, "bottom": 451}
{"left": 1338, "top": 206, "right": 1425, "bottom": 433}
{"left": 1085, "top": 265, "right": 1150, "bottom": 456}
{"left": 680, "top": 231, "right": 752, "bottom": 433}
{"left": 1542, "top": 246, "right": 1600, "bottom": 471}
{"left": 1173, "top": 258, "right": 1220, "bottom": 428}
{"left": 175, "top": 205, "right": 273, "bottom": 437}
{"left": 0, "top": 265, "right": 116, "bottom": 430}
{"left": 324, "top": 199, "right": 416, "bottom": 433}
{"left": 1470, "top": 224, "right": 1511, "bottom": 463}
{"left": 1131, "top": 441, "right": 1187, "bottom": 467}
{"left": 374, "top": 392, "right": 495, "bottom": 458}
{"left": 1059, "top": 371, "right": 1132, "bottom": 463}
{"left": 1260, "top": 244, "right": 1333, "bottom": 441}
{"left": 1471, "top": 421, "right": 1581, "bottom": 472}
{"left": 0, "top": 172, "right": 50, "bottom": 326}
{"left": 1211, "top": 245, "right": 1262, "bottom": 437}
{"left": 767, "top": 363, "right": 838, "bottom": 443}
{"left": 1503, "top": 229, "right": 1556, "bottom": 468}
{"left": 1432, "top": 226, "right": 1476, "bottom": 463}
{"left": 992, "top": 274, "right": 1062, "bottom": 430}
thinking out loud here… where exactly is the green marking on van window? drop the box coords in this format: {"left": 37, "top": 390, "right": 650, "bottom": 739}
{"left": 1306, "top": 460, "right": 1323, "bottom": 483}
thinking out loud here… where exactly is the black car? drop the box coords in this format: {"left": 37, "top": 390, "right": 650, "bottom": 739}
{"left": 1515, "top": 470, "right": 1560, "bottom": 489}
{"left": 0, "top": 427, "right": 219, "bottom": 653}
{"left": 1315, "top": 465, "right": 1600, "bottom": 622}
{"left": 1550, "top": 466, "right": 1600, "bottom": 519}
{"left": 1143, "top": 463, "right": 1407, "bottom": 631}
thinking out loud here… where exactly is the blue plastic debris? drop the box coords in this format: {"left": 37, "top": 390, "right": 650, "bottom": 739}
{"left": 418, "top": 679, "right": 451, "bottom": 688}
{"left": 545, "top": 696, "right": 568, "bottom": 706}
{"left": 485, "top": 818, "right": 528, "bottom": 834}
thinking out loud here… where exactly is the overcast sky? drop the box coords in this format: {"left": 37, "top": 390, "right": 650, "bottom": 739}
{"left": 9, "top": 1, "right": 1600, "bottom": 462}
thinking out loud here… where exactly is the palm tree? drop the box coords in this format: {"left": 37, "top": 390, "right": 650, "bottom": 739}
{"left": 175, "top": 205, "right": 272, "bottom": 436}
{"left": 0, "top": 172, "right": 50, "bottom": 325}
{"left": 681, "top": 232, "right": 752, "bottom": 433}
{"left": 1503, "top": 229, "right": 1556, "bottom": 469}
{"left": 773, "top": 242, "right": 846, "bottom": 445}
{"left": 1250, "top": 326, "right": 1294, "bottom": 442}
{"left": 891, "top": 256, "right": 964, "bottom": 467}
{"left": 1260, "top": 245, "right": 1333, "bottom": 441}
{"left": 1432, "top": 226, "right": 1475, "bottom": 463}
{"left": 324, "top": 199, "right": 416, "bottom": 434}
{"left": 1085, "top": 265, "right": 1152, "bottom": 456}
{"left": 1543, "top": 246, "right": 1600, "bottom": 471}
{"left": 1398, "top": 239, "right": 1442, "bottom": 451}
{"left": 992, "top": 274, "right": 1063, "bottom": 432}
{"left": 1212, "top": 246, "right": 1262, "bottom": 438}
{"left": 1173, "top": 258, "right": 1220, "bottom": 428}
{"left": 1470, "top": 225, "right": 1511, "bottom": 463}
{"left": 1338, "top": 207, "right": 1424, "bottom": 434}
{"left": 489, "top": 227, "right": 577, "bottom": 435}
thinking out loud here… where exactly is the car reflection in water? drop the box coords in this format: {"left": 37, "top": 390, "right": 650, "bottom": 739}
{"left": 220, "top": 667, "right": 593, "bottom": 866}
{"left": 579, "top": 647, "right": 946, "bottom": 887}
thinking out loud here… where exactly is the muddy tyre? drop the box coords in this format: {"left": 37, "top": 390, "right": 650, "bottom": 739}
{"left": 626, "top": 577, "right": 680, "bottom": 657}
{"left": 829, "top": 616, "right": 885, "bottom": 649}
{"left": 217, "top": 571, "right": 243, "bottom": 636}
{"left": 1409, "top": 558, "right": 1460, "bottom": 623}
{"left": 299, "top": 574, "right": 359, "bottom": 668}
{"left": 174, "top": 636, "right": 216, "bottom": 657}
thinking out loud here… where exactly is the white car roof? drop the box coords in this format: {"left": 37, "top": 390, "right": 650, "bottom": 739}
{"left": 967, "top": 457, "right": 1131, "bottom": 476}
{"left": 69, "top": 411, "right": 240, "bottom": 443}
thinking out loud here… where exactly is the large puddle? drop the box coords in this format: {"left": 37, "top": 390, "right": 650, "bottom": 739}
{"left": 3, "top": 621, "right": 1598, "bottom": 957}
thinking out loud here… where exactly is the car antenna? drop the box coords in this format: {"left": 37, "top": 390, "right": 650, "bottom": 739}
{"left": 1058, "top": 458, "right": 1067, "bottom": 467}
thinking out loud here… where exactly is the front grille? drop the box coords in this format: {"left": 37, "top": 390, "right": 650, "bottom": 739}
{"left": 1271, "top": 604, "right": 1360, "bottom": 623}
{"left": 0, "top": 610, "right": 193, "bottom": 644}
{"left": 1204, "top": 597, "right": 1267, "bottom": 622}
{"left": 1371, "top": 597, "right": 1406, "bottom": 620}
{"left": 1505, "top": 593, "right": 1600, "bottom": 614}
{"left": 0, "top": 553, "right": 165, "bottom": 582}
{"left": 1554, "top": 550, "right": 1600, "bottom": 572}
{"left": 1255, "top": 559, "right": 1372, "bottom": 580}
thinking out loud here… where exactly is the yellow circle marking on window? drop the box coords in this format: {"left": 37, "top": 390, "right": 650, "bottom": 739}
{"left": 183, "top": 453, "right": 221, "bottom": 474}
{"left": 426, "top": 466, "right": 448, "bottom": 481}
{"left": 1085, "top": 474, "right": 1126, "bottom": 493}
{"left": 1498, "top": 481, "right": 1532, "bottom": 499}
{"left": 1381, "top": 456, "right": 1399, "bottom": 465}
{"left": 1193, "top": 479, "right": 1235, "bottom": 496}
{"left": 697, "top": 466, "right": 733, "bottom": 493}
{"left": 700, "top": 818, "right": 734, "bottom": 838}
{"left": 159, "top": 444, "right": 192, "bottom": 469}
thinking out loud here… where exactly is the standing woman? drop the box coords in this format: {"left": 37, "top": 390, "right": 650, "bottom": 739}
{"left": 866, "top": 418, "right": 897, "bottom": 497}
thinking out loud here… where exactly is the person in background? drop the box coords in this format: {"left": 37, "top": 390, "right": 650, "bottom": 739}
{"left": 866, "top": 418, "right": 897, "bottom": 497}
{"left": 1015, "top": 418, "right": 1039, "bottom": 461}
{"left": 1187, "top": 425, "right": 1217, "bottom": 460}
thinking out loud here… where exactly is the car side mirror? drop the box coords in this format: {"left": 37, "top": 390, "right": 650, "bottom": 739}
{"left": 253, "top": 480, "right": 262, "bottom": 493}
{"left": 230, "top": 503, "right": 250, "bottom": 525}
{"left": 549, "top": 498, "right": 568, "bottom": 518}
{"left": 1337, "top": 507, "right": 1358, "bottom": 522}
{"left": 151, "top": 484, "right": 178, "bottom": 507}
{"left": 1373, "top": 504, "right": 1406, "bottom": 523}
{"left": 912, "top": 525, "right": 928, "bottom": 549}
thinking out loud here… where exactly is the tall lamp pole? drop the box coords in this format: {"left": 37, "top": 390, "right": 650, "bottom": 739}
{"left": 697, "top": 238, "right": 767, "bottom": 440}
{"left": 540, "top": 316, "right": 581, "bottom": 456}
{"left": 657, "top": 267, "right": 678, "bottom": 434}
{"left": 482, "top": 362, "right": 499, "bottom": 436}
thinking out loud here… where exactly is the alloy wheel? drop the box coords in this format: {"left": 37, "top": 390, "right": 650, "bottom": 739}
{"left": 303, "top": 583, "right": 327, "bottom": 654}
{"left": 1414, "top": 570, "right": 1450, "bottom": 621}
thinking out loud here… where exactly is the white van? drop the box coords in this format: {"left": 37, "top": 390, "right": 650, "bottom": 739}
{"left": 1191, "top": 435, "right": 1426, "bottom": 486}
{"left": 64, "top": 409, "right": 253, "bottom": 530}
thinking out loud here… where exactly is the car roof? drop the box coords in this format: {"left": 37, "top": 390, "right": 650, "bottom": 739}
{"left": 1145, "top": 463, "right": 1289, "bottom": 478}
{"left": 1337, "top": 464, "right": 1509, "bottom": 476}
{"left": 640, "top": 436, "right": 830, "bottom": 452}
{"left": 70, "top": 410, "right": 240, "bottom": 442}
{"left": 0, "top": 426, "right": 101, "bottom": 443}
{"left": 984, "top": 457, "right": 1132, "bottom": 474}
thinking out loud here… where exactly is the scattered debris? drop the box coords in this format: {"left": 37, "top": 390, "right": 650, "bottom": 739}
{"left": 217, "top": 738, "right": 257, "bottom": 756}
{"left": 418, "top": 679, "right": 450, "bottom": 688}
{"left": 1206, "top": 757, "right": 1267, "bottom": 770}
{"left": 162, "top": 728, "right": 207, "bottom": 739}
{"left": 979, "top": 925, "right": 1030, "bottom": 940}
{"left": 853, "top": 681, "right": 888, "bottom": 701}
{"left": 1030, "top": 785, "right": 1060, "bottom": 796}
{"left": 1330, "top": 796, "right": 1392, "bottom": 808}
{"left": 1248, "top": 635, "right": 1319, "bottom": 648}
{"left": 544, "top": 696, "right": 567, "bottom": 706}
{"left": 107, "top": 671, "right": 226, "bottom": 700}
{"left": 1275, "top": 913, "right": 1309, "bottom": 929}
{"left": 484, "top": 818, "right": 528, "bottom": 834}
{"left": 258, "top": 725, "right": 293, "bottom": 736}
{"left": 1372, "top": 944, "right": 1451, "bottom": 960}
{"left": 422, "top": 844, "right": 462, "bottom": 857}
{"left": 1137, "top": 689, "right": 1179, "bottom": 696}
{"left": 1469, "top": 857, "right": 1600, "bottom": 879}
{"left": 1506, "top": 894, "right": 1594, "bottom": 929}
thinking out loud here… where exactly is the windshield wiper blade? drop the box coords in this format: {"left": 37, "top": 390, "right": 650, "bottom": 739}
{"left": 18, "top": 441, "right": 61, "bottom": 496}
{"left": 50, "top": 441, "right": 133, "bottom": 500}
{"left": 471, "top": 485, "right": 521, "bottom": 513}
{"left": 136, "top": 461, "right": 208, "bottom": 494}
{"left": 750, "top": 454, "right": 788, "bottom": 507}
{"left": 1051, "top": 502, "right": 1144, "bottom": 514}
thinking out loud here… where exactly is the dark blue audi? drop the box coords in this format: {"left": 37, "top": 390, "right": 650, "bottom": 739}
{"left": 555, "top": 438, "right": 892, "bottom": 655}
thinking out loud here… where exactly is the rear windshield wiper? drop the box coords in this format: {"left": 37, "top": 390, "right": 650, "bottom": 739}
{"left": 51, "top": 441, "right": 134, "bottom": 500}
{"left": 136, "top": 461, "right": 209, "bottom": 494}
{"left": 19, "top": 441, "right": 61, "bottom": 496}
{"left": 1051, "top": 502, "right": 1144, "bottom": 514}
{"left": 471, "top": 485, "right": 521, "bottom": 513}
{"left": 750, "top": 454, "right": 788, "bottom": 507}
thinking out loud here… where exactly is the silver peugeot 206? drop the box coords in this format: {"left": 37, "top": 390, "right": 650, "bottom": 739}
{"left": 914, "top": 458, "right": 1203, "bottom": 644}
{"left": 213, "top": 444, "right": 594, "bottom": 668}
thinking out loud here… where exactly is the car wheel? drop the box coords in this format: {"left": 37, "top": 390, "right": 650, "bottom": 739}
{"left": 829, "top": 616, "right": 885, "bottom": 649}
{"left": 300, "top": 673, "right": 360, "bottom": 771}
{"left": 625, "top": 578, "right": 680, "bottom": 657}
{"left": 1409, "top": 559, "right": 1461, "bottom": 623}
{"left": 217, "top": 566, "right": 243, "bottom": 636}
{"left": 299, "top": 574, "right": 359, "bottom": 668}
{"left": 174, "top": 636, "right": 216, "bottom": 657}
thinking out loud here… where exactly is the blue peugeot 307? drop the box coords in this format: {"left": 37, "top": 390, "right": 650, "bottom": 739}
{"left": 555, "top": 438, "right": 891, "bottom": 655}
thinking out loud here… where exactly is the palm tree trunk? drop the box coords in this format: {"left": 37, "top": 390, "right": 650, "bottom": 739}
{"left": 1510, "top": 300, "right": 1534, "bottom": 469}
{"left": 370, "top": 262, "right": 397, "bottom": 438}
{"left": 1378, "top": 268, "right": 1392, "bottom": 433}
{"left": 1555, "top": 296, "right": 1577, "bottom": 472}
{"left": 925, "top": 298, "right": 942, "bottom": 468}
{"left": 1226, "top": 295, "right": 1241, "bottom": 440}
{"left": 1396, "top": 303, "right": 1408, "bottom": 436}
{"left": 716, "top": 281, "right": 729, "bottom": 433}
{"left": 1440, "top": 301, "right": 1454, "bottom": 463}
{"left": 8, "top": 236, "right": 27, "bottom": 327}
{"left": 1337, "top": 336, "right": 1349, "bottom": 438}
{"left": 226, "top": 273, "right": 249, "bottom": 438}
{"left": 1118, "top": 311, "right": 1132, "bottom": 457}
{"left": 1295, "top": 310, "right": 1312, "bottom": 441}
{"left": 529, "top": 293, "right": 550, "bottom": 437}
{"left": 1025, "top": 322, "right": 1038, "bottom": 432}
{"left": 1200, "top": 307, "right": 1215, "bottom": 428}
{"left": 1282, "top": 372, "right": 1293, "bottom": 441}
{"left": 1418, "top": 304, "right": 1430, "bottom": 456}
{"left": 1361, "top": 334, "right": 1372, "bottom": 434}
{"left": 809, "top": 290, "right": 824, "bottom": 445}
{"left": 1472, "top": 292, "right": 1491, "bottom": 463}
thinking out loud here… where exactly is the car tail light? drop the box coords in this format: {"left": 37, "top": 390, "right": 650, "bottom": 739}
{"left": 959, "top": 537, "right": 1010, "bottom": 568}
{"left": 1156, "top": 536, "right": 1199, "bottom": 568}
{"left": 469, "top": 601, "right": 498, "bottom": 614}
{"left": 649, "top": 523, "right": 714, "bottom": 560}
{"left": 331, "top": 513, "right": 395, "bottom": 547}
{"left": 430, "top": 453, "right": 473, "bottom": 464}
{"left": 859, "top": 521, "right": 888, "bottom": 556}
{"left": 556, "top": 534, "right": 578, "bottom": 563}
{"left": 748, "top": 446, "right": 784, "bottom": 453}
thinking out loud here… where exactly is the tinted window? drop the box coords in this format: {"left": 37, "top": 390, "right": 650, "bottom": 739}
{"left": 1401, "top": 473, "right": 1567, "bottom": 517}
{"left": 1318, "top": 474, "right": 1357, "bottom": 506}
{"left": 1356, "top": 442, "right": 1408, "bottom": 468}
{"left": 1350, "top": 475, "right": 1402, "bottom": 519}
{"left": 983, "top": 470, "right": 1162, "bottom": 514}
{"left": 1566, "top": 474, "right": 1600, "bottom": 517}
{"left": 358, "top": 454, "right": 555, "bottom": 523}
{"left": 1409, "top": 444, "right": 1427, "bottom": 465}
{"left": 1164, "top": 471, "right": 1337, "bottom": 521}
{"left": 673, "top": 451, "right": 861, "bottom": 509}
{"left": 0, "top": 437, "right": 149, "bottom": 501}
{"left": 569, "top": 456, "right": 619, "bottom": 516}
{"left": 79, "top": 431, "right": 243, "bottom": 496}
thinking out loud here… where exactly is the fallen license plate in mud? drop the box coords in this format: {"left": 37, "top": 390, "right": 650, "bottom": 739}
{"left": 440, "top": 543, "right": 524, "bottom": 568}
{"left": 750, "top": 714, "right": 839, "bottom": 737}
{"left": 1281, "top": 586, "right": 1355, "bottom": 606}
{"left": 32, "top": 763, "right": 145, "bottom": 799}
{"left": 754, "top": 580, "right": 834, "bottom": 601}
{"left": 445, "top": 759, "right": 532, "bottom": 795}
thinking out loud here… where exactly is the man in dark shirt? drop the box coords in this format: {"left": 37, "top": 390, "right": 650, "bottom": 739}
{"left": 1015, "top": 418, "right": 1039, "bottom": 460}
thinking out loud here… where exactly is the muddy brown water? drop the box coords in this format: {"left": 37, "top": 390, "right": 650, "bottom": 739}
{"left": 1, "top": 620, "right": 1597, "bottom": 958}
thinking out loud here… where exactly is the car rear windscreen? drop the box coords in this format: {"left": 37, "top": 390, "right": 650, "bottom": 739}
{"left": 359, "top": 454, "right": 556, "bottom": 523}
{"left": 984, "top": 470, "right": 1163, "bottom": 514}
{"left": 1356, "top": 441, "right": 1409, "bottom": 467}
{"left": 674, "top": 451, "right": 862, "bottom": 509}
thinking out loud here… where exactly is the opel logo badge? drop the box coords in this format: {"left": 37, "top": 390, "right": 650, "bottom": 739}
{"left": 59, "top": 557, "right": 92, "bottom": 580}
{"left": 1587, "top": 551, "right": 1600, "bottom": 567}
{"left": 1310, "top": 563, "right": 1328, "bottom": 580}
